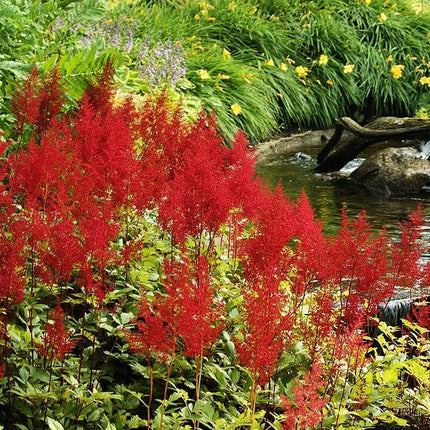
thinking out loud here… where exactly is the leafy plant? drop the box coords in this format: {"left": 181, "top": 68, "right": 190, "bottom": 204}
{"left": 1, "top": 68, "right": 430, "bottom": 430}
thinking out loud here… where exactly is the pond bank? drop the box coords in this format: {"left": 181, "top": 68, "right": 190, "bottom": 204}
{"left": 253, "top": 128, "right": 430, "bottom": 249}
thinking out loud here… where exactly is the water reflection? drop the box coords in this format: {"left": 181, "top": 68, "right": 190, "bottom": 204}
{"left": 255, "top": 141, "right": 430, "bottom": 258}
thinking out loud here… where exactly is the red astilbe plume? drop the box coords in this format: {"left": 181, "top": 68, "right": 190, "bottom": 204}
{"left": 37, "top": 301, "right": 76, "bottom": 362}
{"left": 132, "top": 94, "right": 260, "bottom": 244}
{"left": 235, "top": 183, "right": 299, "bottom": 387}
{"left": 161, "top": 254, "right": 225, "bottom": 358}
{"left": 125, "top": 255, "right": 225, "bottom": 360}
{"left": 0, "top": 226, "right": 26, "bottom": 305}
{"left": 409, "top": 299, "right": 430, "bottom": 330}
{"left": 12, "top": 66, "right": 64, "bottom": 137}
{"left": 235, "top": 272, "right": 292, "bottom": 386}
{"left": 281, "top": 360, "right": 328, "bottom": 430}
{"left": 130, "top": 92, "right": 190, "bottom": 207}
{"left": 156, "top": 114, "right": 255, "bottom": 244}
{"left": 388, "top": 207, "right": 427, "bottom": 291}
{"left": 238, "top": 182, "right": 297, "bottom": 280}
{"left": 324, "top": 209, "right": 392, "bottom": 326}
{"left": 286, "top": 191, "right": 326, "bottom": 301}
{"left": 6, "top": 67, "right": 150, "bottom": 293}
{"left": 123, "top": 298, "right": 176, "bottom": 362}
{"left": 0, "top": 193, "right": 27, "bottom": 305}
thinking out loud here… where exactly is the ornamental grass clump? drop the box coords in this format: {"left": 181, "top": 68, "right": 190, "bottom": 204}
{"left": 2, "top": 0, "right": 430, "bottom": 141}
{"left": 0, "top": 68, "right": 430, "bottom": 429}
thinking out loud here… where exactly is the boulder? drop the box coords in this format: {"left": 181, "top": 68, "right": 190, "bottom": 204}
{"left": 350, "top": 147, "right": 430, "bottom": 196}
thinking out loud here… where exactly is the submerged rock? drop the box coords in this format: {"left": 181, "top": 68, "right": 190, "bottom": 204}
{"left": 350, "top": 147, "right": 430, "bottom": 196}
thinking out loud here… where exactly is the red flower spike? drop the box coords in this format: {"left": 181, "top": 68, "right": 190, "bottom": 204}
{"left": 12, "top": 66, "right": 64, "bottom": 137}
{"left": 162, "top": 255, "right": 225, "bottom": 358}
{"left": 124, "top": 299, "right": 176, "bottom": 362}
{"left": 281, "top": 361, "right": 328, "bottom": 430}
{"left": 37, "top": 301, "right": 76, "bottom": 361}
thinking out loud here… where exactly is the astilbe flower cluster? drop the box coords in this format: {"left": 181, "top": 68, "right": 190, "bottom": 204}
{"left": 318, "top": 210, "right": 391, "bottom": 328}
{"left": 124, "top": 253, "right": 225, "bottom": 365}
{"left": 388, "top": 208, "right": 428, "bottom": 290}
{"left": 281, "top": 361, "right": 328, "bottom": 430}
{"left": 37, "top": 301, "right": 76, "bottom": 362}
{"left": 0, "top": 165, "right": 27, "bottom": 305}
{"left": 124, "top": 299, "right": 175, "bottom": 363}
{"left": 132, "top": 94, "right": 257, "bottom": 243}
{"left": 12, "top": 66, "right": 64, "bottom": 137}
{"left": 410, "top": 299, "right": 430, "bottom": 330}
{"left": 5, "top": 67, "right": 150, "bottom": 298}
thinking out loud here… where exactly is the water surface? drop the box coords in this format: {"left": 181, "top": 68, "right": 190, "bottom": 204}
{"left": 255, "top": 138, "right": 430, "bottom": 258}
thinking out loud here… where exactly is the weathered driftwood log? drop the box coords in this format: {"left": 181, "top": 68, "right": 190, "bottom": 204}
{"left": 315, "top": 117, "right": 430, "bottom": 173}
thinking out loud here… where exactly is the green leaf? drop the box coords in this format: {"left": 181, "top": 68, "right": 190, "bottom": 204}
{"left": 46, "top": 417, "right": 64, "bottom": 430}
{"left": 382, "top": 365, "right": 398, "bottom": 384}
{"left": 193, "top": 400, "right": 215, "bottom": 421}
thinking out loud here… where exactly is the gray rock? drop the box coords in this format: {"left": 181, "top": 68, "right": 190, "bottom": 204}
{"left": 350, "top": 147, "right": 430, "bottom": 196}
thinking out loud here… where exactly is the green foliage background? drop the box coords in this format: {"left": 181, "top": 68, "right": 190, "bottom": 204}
{"left": 0, "top": 0, "right": 429, "bottom": 142}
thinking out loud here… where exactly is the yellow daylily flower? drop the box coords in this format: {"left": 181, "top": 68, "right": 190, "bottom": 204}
{"left": 365, "top": 0, "right": 371, "bottom": 5}
{"left": 217, "top": 73, "right": 230, "bottom": 79}
{"left": 222, "top": 49, "right": 231, "bottom": 60}
{"left": 199, "top": 69, "right": 211, "bottom": 80}
{"left": 228, "top": 1, "right": 237, "bottom": 10}
{"left": 326, "top": 79, "right": 334, "bottom": 86}
{"left": 231, "top": 103, "right": 242, "bottom": 115}
{"left": 279, "top": 62, "right": 288, "bottom": 71}
{"left": 319, "top": 54, "right": 328, "bottom": 65}
{"left": 419, "top": 76, "right": 430, "bottom": 86}
{"left": 199, "top": 2, "right": 214, "bottom": 9}
{"left": 386, "top": 55, "right": 393, "bottom": 62}
{"left": 215, "top": 85, "right": 224, "bottom": 91}
{"left": 378, "top": 13, "right": 387, "bottom": 22}
{"left": 266, "top": 59, "right": 275, "bottom": 66}
{"left": 390, "top": 64, "right": 405, "bottom": 79}
{"left": 194, "top": 13, "right": 200, "bottom": 19}
{"left": 295, "top": 66, "right": 309, "bottom": 78}
{"left": 344, "top": 64, "right": 355, "bottom": 73}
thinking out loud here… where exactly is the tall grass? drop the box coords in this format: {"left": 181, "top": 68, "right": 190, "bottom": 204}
{"left": 1, "top": 0, "right": 429, "bottom": 141}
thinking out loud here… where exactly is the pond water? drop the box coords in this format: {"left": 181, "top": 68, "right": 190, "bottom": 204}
{"left": 255, "top": 137, "right": 430, "bottom": 259}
